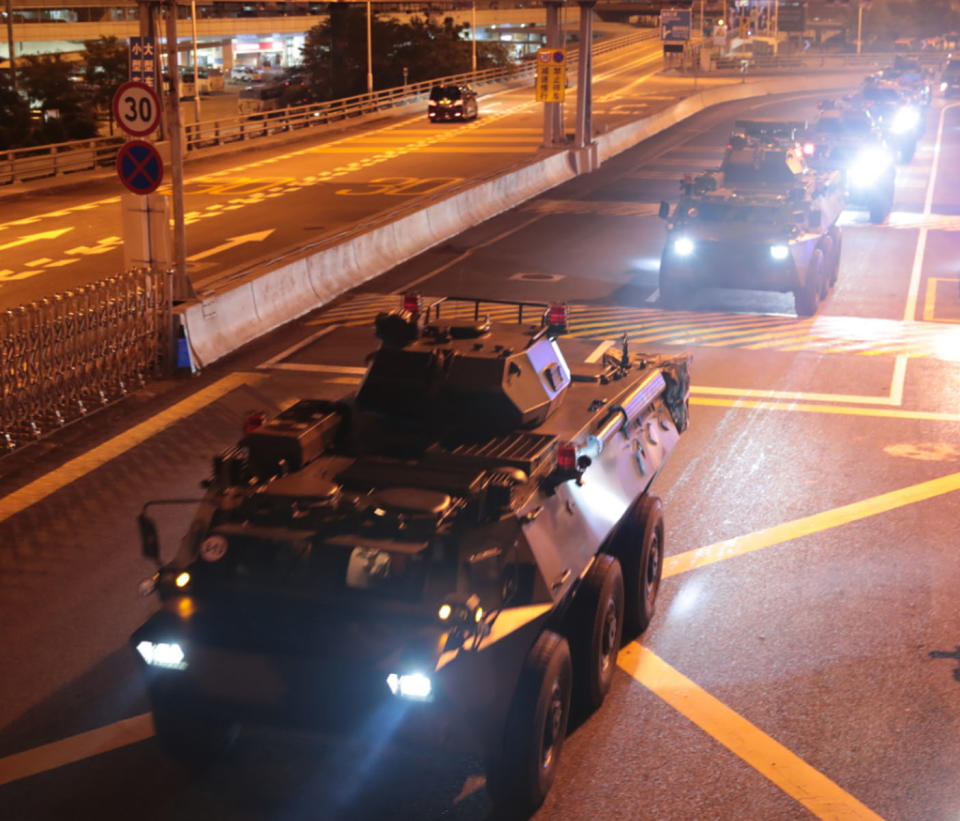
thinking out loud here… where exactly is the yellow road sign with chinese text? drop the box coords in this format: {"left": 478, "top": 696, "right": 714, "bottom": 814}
{"left": 535, "top": 48, "right": 566, "bottom": 103}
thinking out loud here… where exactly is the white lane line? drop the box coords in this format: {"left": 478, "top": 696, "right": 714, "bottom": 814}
{"left": 585, "top": 340, "right": 615, "bottom": 363}
{"left": 257, "top": 325, "right": 339, "bottom": 369}
{"left": 903, "top": 102, "right": 958, "bottom": 322}
{"left": 396, "top": 213, "right": 546, "bottom": 292}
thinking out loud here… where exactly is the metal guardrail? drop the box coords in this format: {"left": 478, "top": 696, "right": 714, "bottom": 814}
{"left": 0, "top": 269, "right": 170, "bottom": 453}
{"left": 0, "top": 30, "right": 658, "bottom": 187}
{"left": 710, "top": 50, "right": 946, "bottom": 73}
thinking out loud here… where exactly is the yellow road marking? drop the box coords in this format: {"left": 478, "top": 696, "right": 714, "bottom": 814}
{"left": 690, "top": 396, "right": 960, "bottom": 422}
{"left": 664, "top": 469, "right": 960, "bottom": 578}
{"left": 0, "top": 714, "right": 154, "bottom": 787}
{"left": 0, "top": 373, "right": 262, "bottom": 525}
{"left": 923, "top": 276, "right": 960, "bottom": 322}
{"left": 618, "top": 645, "right": 884, "bottom": 821}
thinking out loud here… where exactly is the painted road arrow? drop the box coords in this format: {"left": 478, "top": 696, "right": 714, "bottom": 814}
{"left": 0, "top": 227, "right": 74, "bottom": 253}
{"left": 187, "top": 230, "right": 275, "bottom": 262}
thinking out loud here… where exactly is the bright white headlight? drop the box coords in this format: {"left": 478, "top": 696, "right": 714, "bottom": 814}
{"left": 848, "top": 147, "right": 892, "bottom": 188}
{"left": 136, "top": 640, "right": 187, "bottom": 670}
{"left": 386, "top": 672, "right": 433, "bottom": 700}
{"left": 891, "top": 106, "right": 919, "bottom": 134}
{"left": 941, "top": 82, "right": 948, "bottom": 92}
{"left": 672, "top": 237, "right": 695, "bottom": 256}
{"left": 769, "top": 244, "right": 790, "bottom": 261}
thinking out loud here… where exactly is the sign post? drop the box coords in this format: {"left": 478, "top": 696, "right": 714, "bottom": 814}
{"left": 661, "top": 8, "right": 692, "bottom": 64}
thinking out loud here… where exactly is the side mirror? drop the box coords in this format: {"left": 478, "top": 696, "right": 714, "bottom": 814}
{"left": 808, "top": 208, "right": 822, "bottom": 229}
{"left": 138, "top": 513, "right": 160, "bottom": 564}
{"left": 658, "top": 200, "right": 670, "bottom": 219}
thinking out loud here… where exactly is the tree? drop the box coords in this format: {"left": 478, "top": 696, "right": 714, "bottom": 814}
{"left": 19, "top": 54, "right": 98, "bottom": 143}
{"left": 0, "top": 71, "right": 32, "bottom": 150}
{"left": 83, "top": 36, "right": 129, "bottom": 133}
{"left": 301, "top": 10, "right": 511, "bottom": 101}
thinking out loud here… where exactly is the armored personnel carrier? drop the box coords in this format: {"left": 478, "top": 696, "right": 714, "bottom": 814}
{"left": 131, "top": 296, "right": 691, "bottom": 813}
{"left": 657, "top": 122, "right": 845, "bottom": 316}
{"left": 804, "top": 102, "right": 896, "bottom": 224}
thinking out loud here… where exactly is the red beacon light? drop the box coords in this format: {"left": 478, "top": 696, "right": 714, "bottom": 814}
{"left": 556, "top": 443, "right": 577, "bottom": 472}
{"left": 244, "top": 411, "right": 267, "bottom": 434}
{"left": 803, "top": 141, "right": 816, "bottom": 156}
{"left": 402, "top": 292, "right": 422, "bottom": 316}
{"left": 547, "top": 303, "right": 568, "bottom": 334}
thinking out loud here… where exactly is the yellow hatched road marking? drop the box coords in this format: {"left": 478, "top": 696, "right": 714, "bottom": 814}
{"left": 0, "top": 373, "right": 263, "bottom": 525}
{"left": 618, "top": 645, "right": 884, "bottom": 821}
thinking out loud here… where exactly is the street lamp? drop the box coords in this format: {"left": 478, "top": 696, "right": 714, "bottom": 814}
{"left": 4, "top": 0, "right": 16, "bottom": 93}
{"left": 366, "top": 0, "right": 373, "bottom": 94}
{"left": 857, "top": 0, "right": 864, "bottom": 55}
{"left": 472, "top": 0, "right": 477, "bottom": 73}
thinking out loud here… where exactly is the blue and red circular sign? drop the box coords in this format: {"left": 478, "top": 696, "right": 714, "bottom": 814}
{"left": 116, "top": 139, "right": 163, "bottom": 195}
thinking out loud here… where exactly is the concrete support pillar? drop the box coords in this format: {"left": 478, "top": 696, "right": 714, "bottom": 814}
{"left": 542, "top": 0, "right": 566, "bottom": 148}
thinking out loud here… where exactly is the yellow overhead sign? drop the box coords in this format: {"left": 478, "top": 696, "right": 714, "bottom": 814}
{"left": 535, "top": 48, "right": 566, "bottom": 103}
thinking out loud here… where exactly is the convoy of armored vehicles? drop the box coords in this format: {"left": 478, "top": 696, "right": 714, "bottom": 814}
{"left": 132, "top": 296, "right": 691, "bottom": 813}
{"left": 130, "top": 68, "right": 931, "bottom": 813}
{"left": 658, "top": 119, "right": 845, "bottom": 316}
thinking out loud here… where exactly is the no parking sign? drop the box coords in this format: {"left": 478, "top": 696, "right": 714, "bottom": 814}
{"left": 116, "top": 140, "right": 164, "bottom": 195}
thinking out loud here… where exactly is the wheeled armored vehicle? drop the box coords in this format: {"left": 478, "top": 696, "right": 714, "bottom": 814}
{"left": 853, "top": 79, "right": 924, "bottom": 162}
{"left": 658, "top": 125, "right": 845, "bottom": 316}
{"left": 804, "top": 102, "right": 896, "bottom": 224}
{"left": 131, "top": 296, "right": 691, "bottom": 813}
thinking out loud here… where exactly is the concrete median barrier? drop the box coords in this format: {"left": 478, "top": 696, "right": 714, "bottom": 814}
{"left": 180, "top": 71, "right": 866, "bottom": 370}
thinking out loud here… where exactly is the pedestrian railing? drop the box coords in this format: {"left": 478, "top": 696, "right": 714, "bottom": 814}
{"left": 0, "top": 269, "right": 170, "bottom": 453}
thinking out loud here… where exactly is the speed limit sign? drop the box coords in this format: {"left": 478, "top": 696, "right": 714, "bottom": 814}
{"left": 112, "top": 81, "right": 162, "bottom": 137}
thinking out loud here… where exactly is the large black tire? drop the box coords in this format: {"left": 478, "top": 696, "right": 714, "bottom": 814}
{"left": 486, "top": 631, "right": 572, "bottom": 814}
{"left": 869, "top": 199, "right": 891, "bottom": 225}
{"left": 151, "top": 696, "right": 239, "bottom": 768}
{"left": 794, "top": 248, "right": 823, "bottom": 317}
{"left": 828, "top": 229, "right": 842, "bottom": 286}
{"left": 569, "top": 554, "right": 624, "bottom": 716}
{"left": 659, "top": 262, "right": 685, "bottom": 309}
{"left": 620, "top": 495, "right": 665, "bottom": 637}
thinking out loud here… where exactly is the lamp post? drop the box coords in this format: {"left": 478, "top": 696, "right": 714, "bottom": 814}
{"left": 190, "top": 0, "right": 201, "bottom": 124}
{"left": 366, "top": 0, "right": 373, "bottom": 94}
{"left": 4, "top": 0, "right": 15, "bottom": 93}
{"left": 857, "top": 1, "right": 864, "bottom": 55}
{"left": 471, "top": 0, "right": 477, "bottom": 73}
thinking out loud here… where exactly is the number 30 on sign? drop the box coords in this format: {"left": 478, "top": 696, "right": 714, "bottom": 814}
{"left": 112, "top": 81, "right": 162, "bottom": 138}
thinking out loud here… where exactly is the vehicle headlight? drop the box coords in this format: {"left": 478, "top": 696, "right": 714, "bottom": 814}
{"left": 386, "top": 672, "right": 433, "bottom": 701}
{"left": 848, "top": 147, "right": 892, "bottom": 188}
{"left": 672, "top": 236, "right": 695, "bottom": 256}
{"left": 769, "top": 244, "right": 790, "bottom": 261}
{"left": 941, "top": 81, "right": 948, "bottom": 92}
{"left": 891, "top": 106, "right": 919, "bottom": 134}
{"left": 136, "top": 640, "right": 187, "bottom": 670}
